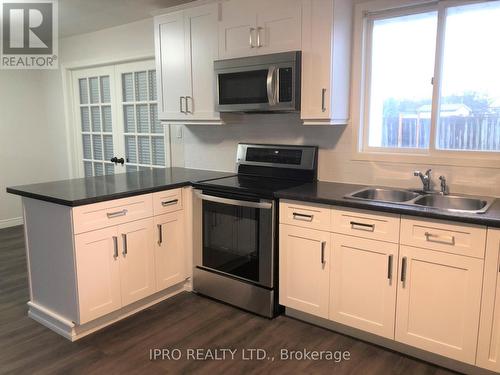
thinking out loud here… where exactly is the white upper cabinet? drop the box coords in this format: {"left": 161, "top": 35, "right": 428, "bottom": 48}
{"left": 155, "top": 3, "right": 222, "bottom": 124}
{"left": 218, "top": 0, "right": 302, "bottom": 59}
{"left": 300, "top": 0, "right": 352, "bottom": 125}
{"left": 155, "top": 11, "right": 187, "bottom": 121}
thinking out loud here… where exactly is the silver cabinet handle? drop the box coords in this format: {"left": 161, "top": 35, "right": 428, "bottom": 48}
{"left": 320, "top": 241, "right": 326, "bottom": 265}
{"left": 424, "top": 232, "right": 455, "bottom": 245}
{"left": 185, "top": 96, "right": 193, "bottom": 114}
{"left": 157, "top": 224, "right": 163, "bottom": 245}
{"left": 321, "top": 88, "right": 327, "bottom": 112}
{"left": 249, "top": 27, "right": 255, "bottom": 48}
{"left": 387, "top": 254, "right": 393, "bottom": 280}
{"left": 122, "top": 233, "right": 128, "bottom": 256}
{"left": 401, "top": 256, "right": 407, "bottom": 287}
{"left": 107, "top": 209, "right": 127, "bottom": 219}
{"left": 293, "top": 212, "right": 314, "bottom": 222}
{"left": 112, "top": 236, "right": 118, "bottom": 259}
{"left": 350, "top": 221, "right": 375, "bottom": 232}
{"left": 256, "top": 26, "right": 263, "bottom": 47}
{"left": 161, "top": 199, "right": 178, "bottom": 207}
{"left": 179, "top": 96, "right": 186, "bottom": 113}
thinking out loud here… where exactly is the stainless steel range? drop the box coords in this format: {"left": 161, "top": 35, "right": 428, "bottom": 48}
{"left": 192, "top": 143, "right": 318, "bottom": 318}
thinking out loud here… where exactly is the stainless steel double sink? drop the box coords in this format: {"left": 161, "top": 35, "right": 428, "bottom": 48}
{"left": 345, "top": 187, "right": 495, "bottom": 214}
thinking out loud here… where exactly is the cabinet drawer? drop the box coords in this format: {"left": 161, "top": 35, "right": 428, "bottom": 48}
{"left": 153, "top": 188, "right": 183, "bottom": 216}
{"left": 280, "top": 200, "right": 332, "bottom": 231}
{"left": 400, "top": 216, "right": 486, "bottom": 259}
{"left": 73, "top": 194, "right": 153, "bottom": 234}
{"left": 332, "top": 207, "right": 400, "bottom": 243}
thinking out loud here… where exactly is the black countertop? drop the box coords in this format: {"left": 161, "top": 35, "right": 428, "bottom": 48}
{"left": 275, "top": 181, "right": 500, "bottom": 228}
{"left": 7, "top": 171, "right": 500, "bottom": 227}
{"left": 6, "top": 168, "right": 235, "bottom": 207}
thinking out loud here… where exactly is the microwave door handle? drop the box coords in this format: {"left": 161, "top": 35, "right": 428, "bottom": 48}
{"left": 267, "top": 65, "right": 277, "bottom": 106}
{"left": 195, "top": 191, "right": 273, "bottom": 210}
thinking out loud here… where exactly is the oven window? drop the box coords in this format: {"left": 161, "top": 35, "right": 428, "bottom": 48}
{"left": 202, "top": 201, "right": 260, "bottom": 282}
{"left": 218, "top": 70, "right": 268, "bottom": 104}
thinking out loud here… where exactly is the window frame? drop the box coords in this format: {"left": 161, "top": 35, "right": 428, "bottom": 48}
{"left": 352, "top": 0, "right": 500, "bottom": 168}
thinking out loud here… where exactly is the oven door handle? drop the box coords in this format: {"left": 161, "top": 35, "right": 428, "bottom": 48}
{"left": 196, "top": 192, "right": 273, "bottom": 210}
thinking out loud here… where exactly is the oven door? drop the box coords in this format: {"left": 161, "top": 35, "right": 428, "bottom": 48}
{"left": 194, "top": 190, "right": 274, "bottom": 288}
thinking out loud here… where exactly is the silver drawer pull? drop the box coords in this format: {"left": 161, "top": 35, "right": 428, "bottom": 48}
{"left": 424, "top": 232, "right": 455, "bottom": 245}
{"left": 293, "top": 213, "right": 314, "bottom": 222}
{"left": 106, "top": 209, "right": 128, "bottom": 219}
{"left": 350, "top": 221, "right": 375, "bottom": 232}
{"left": 161, "top": 199, "right": 179, "bottom": 207}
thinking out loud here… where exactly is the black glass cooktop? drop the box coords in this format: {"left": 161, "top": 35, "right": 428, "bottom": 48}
{"left": 194, "top": 174, "right": 308, "bottom": 198}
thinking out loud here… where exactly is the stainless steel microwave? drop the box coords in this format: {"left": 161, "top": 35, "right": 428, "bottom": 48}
{"left": 214, "top": 51, "right": 301, "bottom": 113}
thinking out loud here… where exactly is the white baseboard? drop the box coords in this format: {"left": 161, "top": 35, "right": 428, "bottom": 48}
{"left": 0, "top": 217, "right": 23, "bottom": 229}
{"left": 28, "top": 280, "right": 190, "bottom": 341}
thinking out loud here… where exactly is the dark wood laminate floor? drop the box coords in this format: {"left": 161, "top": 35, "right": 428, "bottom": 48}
{"left": 0, "top": 225, "right": 459, "bottom": 375}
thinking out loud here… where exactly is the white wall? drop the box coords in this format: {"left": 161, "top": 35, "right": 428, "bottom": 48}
{"left": 0, "top": 70, "right": 69, "bottom": 228}
{"left": 59, "top": 18, "right": 155, "bottom": 65}
{"left": 181, "top": 114, "right": 500, "bottom": 197}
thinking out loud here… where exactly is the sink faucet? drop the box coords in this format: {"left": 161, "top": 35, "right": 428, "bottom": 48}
{"left": 413, "top": 169, "right": 432, "bottom": 192}
{"left": 439, "top": 175, "right": 449, "bottom": 195}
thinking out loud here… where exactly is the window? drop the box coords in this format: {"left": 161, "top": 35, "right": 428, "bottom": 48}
{"left": 361, "top": 1, "right": 500, "bottom": 156}
{"left": 73, "top": 60, "right": 168, "bottom": 177}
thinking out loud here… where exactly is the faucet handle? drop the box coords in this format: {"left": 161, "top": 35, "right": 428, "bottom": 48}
{"left": 439, "top": 175, "right": 449, "bottom": 195}
{"left": 425, "top": 168, "right": 432, "bottom": 175}
{"left": 413, "top": 170, "right": 421, "bottom": 176}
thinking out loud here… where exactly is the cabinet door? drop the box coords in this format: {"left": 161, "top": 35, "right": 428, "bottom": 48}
{"left": 255, "top": 0, "right": 302, "bottom": 54}
{"left": 184, "top": 4, "right": 221, "bottom": 121}
{"left": 300, "top": 0, "right": 333, "bottom": 120}
{"left": 154, "top": 212, "right": 186, "bottom": 291}
{"left": 279, "top": 224, "right": 330, "bottom": 318}
{"left": 477, "top": 229, "right": 500, "bottom": 371}
{"left": 75, "top": 227, "right": 121, "bottom": 324}
{"left": 155, "top": 11, "right": 188, "bottom": 120}
{"left": 395, "top": 246, "right": 483, "bottom": 364}
{"left": 330, "top": 234, "right": 398, "bottom": 339}
{"left": 218, "top": 0, "right": 258, "bottom": 59}
{"left": 300, "top": 0, "right": 351, "bottom": 125}
{"left": 118, "top": 218, "right": 156, "bottom": 306}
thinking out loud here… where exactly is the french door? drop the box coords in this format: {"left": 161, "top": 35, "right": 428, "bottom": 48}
{"left": 72, "top": 60, "right": 169, "bottom": 177}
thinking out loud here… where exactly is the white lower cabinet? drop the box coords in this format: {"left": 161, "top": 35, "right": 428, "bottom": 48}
{"left": 154, "top": 211, "right": 186, "bottom": 291}
{"left": 74, "top": 193, "right": 186, "bottom": 325}
{"left": 279, "top": 201, "right": 492, "bottom": 370}
{"left": 395, "top": 245, "right": 483, "bottom": 364}
{"left": 118, "top": 218, "right": 156, "bottom": 306}
{"left": 477, "top": 228, "right": 500, "bottom": 371}
{"left": 279, "top": 224, "right": 330, "bottom": 318}
{"left": 75, "top": 226, "right": 122, "bottom": 324}
{"left": 329, "top": 234, "right": 397, "bottom": 339}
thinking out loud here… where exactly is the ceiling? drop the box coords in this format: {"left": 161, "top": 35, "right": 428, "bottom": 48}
{"left": 58, "top": 0, "right": 193, "bottom": 38}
